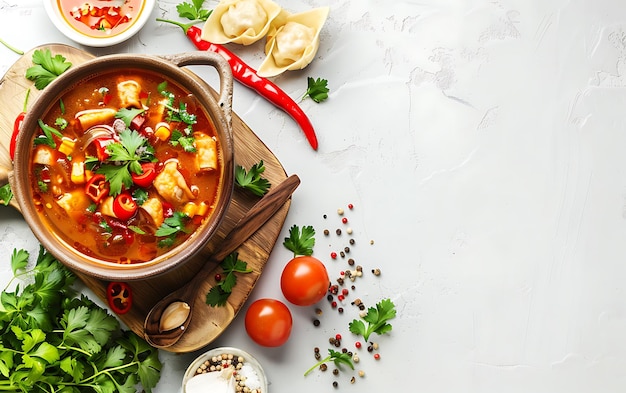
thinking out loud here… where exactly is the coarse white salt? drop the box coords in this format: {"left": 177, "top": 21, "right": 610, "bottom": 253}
{"left": 239, "top": 364, "right": 261, "bottom": 391}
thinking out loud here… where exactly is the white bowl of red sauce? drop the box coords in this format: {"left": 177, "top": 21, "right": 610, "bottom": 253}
{"left": 44, "top": 0, "right": 156, "bottom": 47}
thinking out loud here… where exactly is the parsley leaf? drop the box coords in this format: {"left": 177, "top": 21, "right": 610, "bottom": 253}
{"left": 170, "top": 129, "right": 196, "bottom": 152}
{"left": 283, "top": 224, "right": 316, "bottom": 257}
{"left": 177, "top": 0, "right": 212, "bottom": 21}
{"left": 0, "top": 183, "right": 13, "bottom": 206}
{"left": 25, "top": 49, "right": 72, "bottom": 90}
{"left": 96, "top": 129, "right": 155, "bottom": 196}
{"left": 156, "top": 212, "right": 190, "bottom": 247}
{"left": 132, "top": 188, "right": 149, "bottom": 205}
{"left": 304, "top": 349, "right": 354, "bottom": 376}
{"left": 235, "top": 161, "right": 271, "bottom": 196}
{"left": 303, "top": 77, "right": 329, "bottom": 103}
{"left": 115, "top": 107, "right": 145, "bottom": 127}
{"left": 206, "top": 252, "right": 252, "bottom": 307}
{"left": 10, "top": 248, "right": 30, "bottom": 276}
{"left": 55, "top": 117, "right": 68, "bottom": 130}
{"left": 348, "top": 298, "right": 397, "bottom": 342}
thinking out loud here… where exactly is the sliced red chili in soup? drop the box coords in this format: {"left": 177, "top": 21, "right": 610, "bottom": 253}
{"left": 85, "top": 174, "right": 109, "bottom": 203}
{"left": 131, "top": 162, "right": 157, "bottom": 188}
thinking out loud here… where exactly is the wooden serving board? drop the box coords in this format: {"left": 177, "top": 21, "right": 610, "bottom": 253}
{"left": 0, "top": 44, "right": 291, "bottom": 353}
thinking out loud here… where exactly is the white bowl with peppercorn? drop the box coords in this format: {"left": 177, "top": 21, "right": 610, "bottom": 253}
{"left": 182, "top": 347, "right": 268, "bottom": 393}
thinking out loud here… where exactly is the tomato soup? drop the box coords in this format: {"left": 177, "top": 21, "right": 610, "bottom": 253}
{"left": 57, "top": 0, "right": 145, "bottom": 38}
{"left": 29, "top": 69, "right": 224, "bottom": 264}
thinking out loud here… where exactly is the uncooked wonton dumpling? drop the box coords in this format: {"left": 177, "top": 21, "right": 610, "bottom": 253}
{"left": 258, "top": 7, "right": 329, "bottom": 77}
{"left": 201, "top": 0, "right": 282, "bottom": 45}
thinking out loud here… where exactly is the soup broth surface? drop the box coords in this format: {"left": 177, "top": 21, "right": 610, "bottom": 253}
{"left": 30, "top": 69, "right": 223, "bottom": 264}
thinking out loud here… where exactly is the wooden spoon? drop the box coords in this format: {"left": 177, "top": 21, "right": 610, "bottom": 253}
{"left": 143, "top": 174, "right": 300, "bottom": 348}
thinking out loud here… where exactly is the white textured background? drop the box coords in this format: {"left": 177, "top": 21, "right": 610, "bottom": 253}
{"left": 3, "top": 0, "right": 626, "bottom": 391}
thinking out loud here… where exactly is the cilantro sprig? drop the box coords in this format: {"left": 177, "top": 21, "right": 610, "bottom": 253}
{"left": 1, "top": 247, "right": 162, "bottom": 392}
{"left": 206, "top": 252, "right": 252, "bottom": 307}
{"left": 155, "top": 212, "right": 190, "bottom": 247}
{"left": 177, "top": 0, "right": 212, "bottom": 21}
{"left": 25, "top": 49, "right": 72, "bottom": 90}
{"left": 304, "top": 349, "right": 354, "bottom": 376}
{"left": 94, "top": 128, "right": 155, "bottom": 196}
{"left": 235, "top": 161, "right": 271, "bottom": 196}
{"left": 283, "top": 224, "right": 316, "bottom": 257}
{"left": 0, "top": 183, "right": 13, "bottom": 206}
{"left": 303, "top": 77, "right": 329, "bottom": 103}
{"left": 348, "top": 298, "right": 397, "bottom": 341}
{"left": 160, "top": 88, "right": 197, "bottom": 151}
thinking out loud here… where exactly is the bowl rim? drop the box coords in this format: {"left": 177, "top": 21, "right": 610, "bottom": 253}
{"left": 11, "top": 52, "right": 235, "bottom": 280}
{"left": 43, "top": 0, "right": 156, "bottom": 47}
{"left": 182, "top": 346, "right": 268, "bottom": 393}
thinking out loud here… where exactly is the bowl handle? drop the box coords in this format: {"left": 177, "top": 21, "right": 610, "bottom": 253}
{"left": 159, "top": 51, "right": 234, "bottom": 130}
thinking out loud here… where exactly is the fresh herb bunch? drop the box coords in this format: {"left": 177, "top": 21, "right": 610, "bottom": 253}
{"left": 25, "top": 49, "right": 72, "bottom": 90}
{"left": 348, "top": 298, "right": 396, "bottom": 341}
{"left": 206, "top": 252, "right": 252, "bottom": 307}
{"left": 0, "top": 247, "right": 162, "bottom": 393}
{"left": 235, "top": 161, "right": 271, "bottom": 196}
{"left": 283, "top": 224, "right": 316, "bottom": 257}
{"left": 303, "top": 77, "right": 329, "bottom": 103}
{"left": 304, "top": 349, "right": 354, "bottom": 376}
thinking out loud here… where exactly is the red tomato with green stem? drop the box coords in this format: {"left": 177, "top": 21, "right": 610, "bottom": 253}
{"left": 280, "top": 255, "right": 330, "bottom": 306}
{"left": 244, "top": 298, "right": 292, "bottom": 347}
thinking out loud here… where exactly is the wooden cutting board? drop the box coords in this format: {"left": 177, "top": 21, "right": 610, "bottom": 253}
{"left": 0, "top": 44, "right": 292, "bottom": 353}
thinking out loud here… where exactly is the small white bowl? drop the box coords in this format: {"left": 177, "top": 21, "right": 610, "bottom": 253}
{"left": 183, "top": 347, "right": 268, "bottom": 393}
{"left": 44, "top": 0, "right": 155, "bottom": 47}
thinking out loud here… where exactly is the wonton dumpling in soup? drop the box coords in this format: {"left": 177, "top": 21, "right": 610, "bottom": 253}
{"left": 201, "top": 0, "right": 282, "bottom": 45}
{"left": 258, "top": 7, "right": 329, "bottom": 77}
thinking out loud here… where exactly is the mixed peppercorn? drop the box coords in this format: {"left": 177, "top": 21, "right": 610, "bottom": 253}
{"left": 304, "top": 203, "right": 394, "bottom": 388}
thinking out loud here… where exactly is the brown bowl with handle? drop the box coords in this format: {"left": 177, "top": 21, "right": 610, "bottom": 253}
{"left": 7, "top": 51, "right": 235, "bottom": 281}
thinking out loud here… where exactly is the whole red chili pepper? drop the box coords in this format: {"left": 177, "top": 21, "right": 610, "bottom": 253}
{"left": 157, "top": 19, "right": 319, "bottom": 150}
{"left": 10, "top": 89, "right": 31, "bottom": 160}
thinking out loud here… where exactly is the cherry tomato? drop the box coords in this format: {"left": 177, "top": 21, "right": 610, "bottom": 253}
{"left": 106, "top": 281, "right": 132, "bottom": 314}
{"left": 280, "top": 256, "right": 330, "bottom": 306}
{"left": 244, "top": 299, "right": 292, "bottom": 347}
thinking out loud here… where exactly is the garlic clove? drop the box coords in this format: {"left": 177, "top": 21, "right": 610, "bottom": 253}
{"left": 159, "top": 301, "right": 191, "bottom": 332}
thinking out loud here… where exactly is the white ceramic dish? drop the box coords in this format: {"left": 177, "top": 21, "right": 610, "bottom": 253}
{"left": 183, "top": 347, "right": 268, "bottom": 393}
{"left": 44, "top": 0, "right": 155, "bottom": 47}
